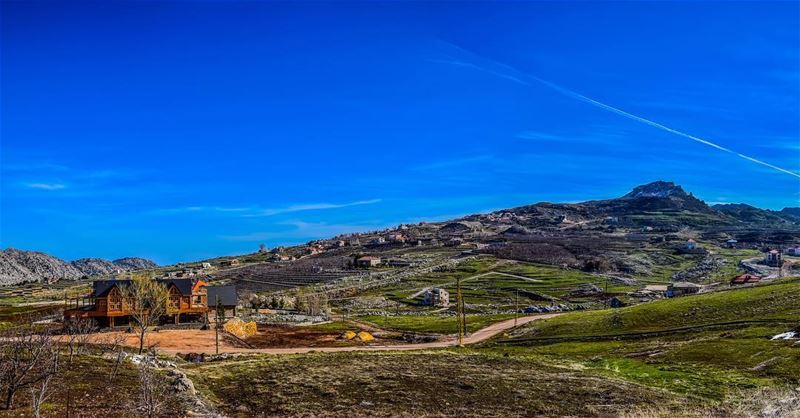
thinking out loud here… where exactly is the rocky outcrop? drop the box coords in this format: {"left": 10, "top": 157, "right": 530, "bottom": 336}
{"left": 112, "top": 257, "right": 158, "bottom": 271}
{"left": 0, "top": 248, "right": 159, "bottom": 286}
{"left": 0, "top": 248, "right": 83, "bottom": 285}
{"left": 71, "top": 258, "right": 119, "bottom": 276}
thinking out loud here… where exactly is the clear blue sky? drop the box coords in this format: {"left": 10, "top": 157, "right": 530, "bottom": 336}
{"left": 2, "top": 1, "right": 798, "bottom": 264}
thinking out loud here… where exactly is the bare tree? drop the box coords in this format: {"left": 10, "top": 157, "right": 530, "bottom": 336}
{"left": 136, "top": 361, "right": 168, "bottom": 418}
{"left": 29, "top": 357, "right": 57, "bottom": 418}
{"left": 106, "top": 334, "right": 128, "bottom": 381}
{"left": 119, "top": 275, "right": 169, "bottom": 354}
{"left": 0, "top": 327, "right": 60, "bottom": 410}
{"left": 64, "top": 318, "right": 97, "bottom": 362}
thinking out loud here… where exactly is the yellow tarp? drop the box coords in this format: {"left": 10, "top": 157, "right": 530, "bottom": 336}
{"left": 223, "top": 317, "right": 258, "bottom": 339}
{"left": 356, "top": 331, "right": 374, "bottom": 342}
{"left": 341, "top": 330, "right": 357, "bottom": 340}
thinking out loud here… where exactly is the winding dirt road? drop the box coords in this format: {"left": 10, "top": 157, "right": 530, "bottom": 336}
{"left": 88, "top": 313, "right": 561, "bottom": 355}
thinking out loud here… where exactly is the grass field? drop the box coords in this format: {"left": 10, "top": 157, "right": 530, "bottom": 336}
{"left": 506, "top": 278, "right": 800, "bottom": 339}
{"left": 492, "top": 278, "right": 800, "bottom": 401}
{"left": 184, "top": 350, "right": 689, "bottom": 417}
{"left": 0, "top": 354, "right": 187, "bottom": 418}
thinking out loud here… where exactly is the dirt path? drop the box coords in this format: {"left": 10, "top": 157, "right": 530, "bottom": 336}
{"left": 85, "top": 313, "right": 560, "bottom": 355}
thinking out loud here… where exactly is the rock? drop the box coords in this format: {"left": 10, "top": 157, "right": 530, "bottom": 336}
{"left": 174, "top": 376, "right": 196, "bottom": 395}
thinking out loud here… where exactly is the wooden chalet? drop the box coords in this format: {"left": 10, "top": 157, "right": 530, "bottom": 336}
{"left": 63, "top": 278, "right": 217, "bottom": 327}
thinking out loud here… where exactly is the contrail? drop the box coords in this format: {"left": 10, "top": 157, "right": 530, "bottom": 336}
{"left": 433, "top": 45, "right": 800, "bottom": 179}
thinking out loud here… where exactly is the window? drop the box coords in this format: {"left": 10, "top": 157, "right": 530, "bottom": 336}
{"left": 108, "top": 288, "right": 122, "bottom": 311}
{"left": 168, "top": 286, "right": 181, "bottom": 310}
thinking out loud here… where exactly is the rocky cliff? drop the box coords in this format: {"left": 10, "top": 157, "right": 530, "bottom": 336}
{"left": 0, "top": 248, "right": 159, "bottom": 286}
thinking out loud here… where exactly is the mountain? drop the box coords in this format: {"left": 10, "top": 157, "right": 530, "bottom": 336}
{"left": 712, "top": 203, "right": 796, "bottom": 226}
{"left": 111, "top": 257, "right": 158, "bottom": 271}
{"left": 0, "top": 248, "right": 159, "bottom": 286}
{"left": 780, "top": 207, "right": 800, "bottom": 222}
{"left": 0, "top": 248, "right": 83, "bottom": 286}
{"left": 593, "top": 181, "right": 717, "bottom": 215}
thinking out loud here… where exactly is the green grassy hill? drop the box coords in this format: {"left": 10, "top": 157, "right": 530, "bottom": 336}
{"left": 507, "top": 278, "right": 800, "bottom": 340}
{"left": 492, "top": 278, "right": 800, "bottom": 401}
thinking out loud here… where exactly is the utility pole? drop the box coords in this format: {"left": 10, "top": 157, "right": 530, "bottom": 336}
{"left": 215, "top": 294, "right": 225, "bottom": 355}
{"left": 514, "top": 289, "right": 519, "bottom": 328}
{"left": 456, "top": 277, "right": 464, "bottom": 347}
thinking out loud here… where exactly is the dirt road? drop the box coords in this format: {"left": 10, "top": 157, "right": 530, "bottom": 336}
{"left": 87, "top": 313, "right": 560, "bottom": 355}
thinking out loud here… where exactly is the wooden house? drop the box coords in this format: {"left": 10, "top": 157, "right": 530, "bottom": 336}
{"left": 63, "top": 278, "right": 221, "bottom": 328}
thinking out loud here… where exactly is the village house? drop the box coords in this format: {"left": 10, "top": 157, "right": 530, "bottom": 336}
{"left": 201, "top": 262, "right": 212, "bottom": 269}
{"left": 423, "top": 288, "right": 450, "bottom": 307}
{"left": 220, "top": 258, "right": 240, "bottom": 267}
{"left": 385, "top": 258, "right": 414, "bottom": 267}
{"left": 786, "top": 247, "right": 800, "bottom": 256}
{"left": 356, "top": 256, "right": 382, "bottom": 268}
{"left": 369, "top": 237, "right": 386, "bottom": 245}
{"left": 385, "top": 233, "right": 406, "bottom": 243}
{"left": 684, "top": 239, "right": 697, "bottom": 251}
{"left": 725, "top": 239, "right": 738, "bottom": 248}
{"left": 666, "top": 282, "right": 701, "bottom": 298}
{"left": 62, "top": 278, "right": 235, "bottom": 328}
{"left": 270, "top": 253, "right": 292, "bottom": 262}
{"left": 765, "top": 249, "right": 782, "bottom": 267}
{"left": 730, "top": 273, "right": 761, "bottom": 286}
{"left": 608, "top": 297, "right": 626, "bottom": 308}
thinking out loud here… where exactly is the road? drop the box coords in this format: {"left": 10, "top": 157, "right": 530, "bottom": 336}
{"left": 87, "top": 313, "right": 561, "bottom": 355}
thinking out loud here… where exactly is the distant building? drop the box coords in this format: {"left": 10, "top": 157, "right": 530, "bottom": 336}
{"left": 356, "top": 256, "right": 382, "bottom": 268}
{"left": 684, "top": 239, "right": 697, "bottom": 251}
{"left": 270, "top": 253, "right": 292, "bottom": 262}
{"left": 334, "top": 240, "right": 346, "bottom": 248}
{"left": 220, "top": 259, "right": 240, "bottom": 267}
{"left": 765, "top": 250, "right": 782, "bottom": 267}
{"left": 201, "top": 262, "right": 212, "bottom": 269}
{"left": 725, "top": 239, "right": 738, "bottom": 248}
{"left": 369, "top": 237, "right": 386, "bottom": 245}
{"left": 609, "top": 297, "right": 626, "bottom": 308}
{"left": 385, "top": 259, "right": 413, "bottom": 267}
{"left": 666, "top": 282, "right": 701, "bottom": 298}
{"left": 423, "top": 288, "right": 450, "bottom": 307}
{"left": 730, "top": 273, "right": 761, "bottom": 286}
{"left": 786, "top": 247, "right": 800, "bottom": 256}
{"left": 385, "top": 233, "right": 406, "bottom": 243}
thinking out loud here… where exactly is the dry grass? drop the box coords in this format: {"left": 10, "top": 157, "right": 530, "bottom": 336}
{"left": 185, "top": 350, "right": 688, "bottom": 417}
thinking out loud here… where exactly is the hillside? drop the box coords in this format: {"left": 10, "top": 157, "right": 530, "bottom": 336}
{"left": 0, "top": 248, "right": 158, "bottom": 286}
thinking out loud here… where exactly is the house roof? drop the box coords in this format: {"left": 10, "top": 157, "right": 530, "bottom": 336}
{"left": 669, "top": 282, "right": 701, "bottom": 289}
{"left": 207, "top": 285, "right": 237, "bottom": 307}
{"left": 91, "top": 278, "right": 201, "bottom": 297}
{"left": 732, "top": 273, "right": 761, "bottom": 284}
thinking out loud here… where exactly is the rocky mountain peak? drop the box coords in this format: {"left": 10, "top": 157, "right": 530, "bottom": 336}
{"left": 623, "top": 181, "right": 688, "bottom": 199}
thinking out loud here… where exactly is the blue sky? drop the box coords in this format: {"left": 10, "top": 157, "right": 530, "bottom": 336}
{"left": 1, "top": 1, "right": 798, "bottom": 265}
